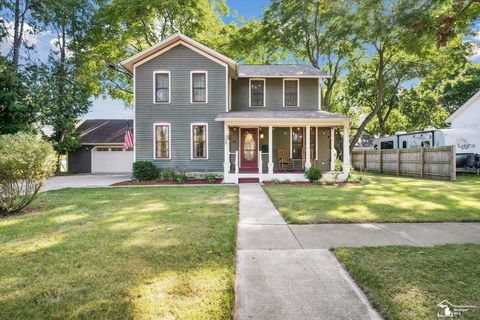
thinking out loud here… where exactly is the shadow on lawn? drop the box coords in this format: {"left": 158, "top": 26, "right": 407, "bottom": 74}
{"left": 264, "top": 174, "right": 480, "bottom": 223}
{"left": 0, "top": 186, "right": 238, "bottom": 319}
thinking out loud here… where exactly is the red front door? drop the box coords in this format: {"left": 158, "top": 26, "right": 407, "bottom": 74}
{"left": 240, "top": 128, "right": 258, "bottom": 173}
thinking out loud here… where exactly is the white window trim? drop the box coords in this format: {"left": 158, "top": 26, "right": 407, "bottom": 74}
{"left": 190, "top": 71, "right": 208, "bottom": 104}
{"left": 153, "top": 122, "right": 171, "bottom": 160}
{"left": 191, "top": 122, "right": 209, "bottom": 160}
{"left": 153, "top": 71, "right": 171, "bottom": 104}
{"left": 283, "top": 78, "right": 300, "bottom": 107}
{"left": 249, "top": 78, "right": 266, "bottom": 107}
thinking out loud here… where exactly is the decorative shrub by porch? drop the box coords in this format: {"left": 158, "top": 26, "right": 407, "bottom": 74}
{"left": 160, "top": 168, "right": 176, "bottom": 181}
{"left": 203, "top": 173, "right": 217, "bottom": 183}
{"left": 0, "top": 133, "right": 57, "bottom": 216}
{"left": 305, "top": 167, "right": 323, "bottom": 182}
{"left": 132, "top": 161, "right": 158, "bottom": 181}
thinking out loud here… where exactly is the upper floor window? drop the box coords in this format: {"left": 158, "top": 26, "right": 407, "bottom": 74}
{"left": 154, "top": 71, "right": 170, "bottom": 103}
{"left": 191, "top": 71, "right": 208, "bottom": 103}
{"left": 154, "top": 123, "right": 171, "bottom": 159}
{"left": 250, "top": 79, "right": 265, "bottom": 107}
{"left": 191, "top": 123, "right": 208, "bottom": 159}
{"left": 283, "top": 79, "right": 299, "bottom": 107}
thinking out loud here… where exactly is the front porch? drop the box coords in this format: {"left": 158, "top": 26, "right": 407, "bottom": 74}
{"left": 216, "top": 111, "right": 351, "bottom": 184}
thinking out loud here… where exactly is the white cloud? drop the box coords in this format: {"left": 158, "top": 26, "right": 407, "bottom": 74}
{"left": 0, "top": 21, "right": 53, "bottom": 61}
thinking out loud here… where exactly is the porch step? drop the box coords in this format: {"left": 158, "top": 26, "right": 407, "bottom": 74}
{"left": 239, "top": 178, "right": 260, "bottom": 183}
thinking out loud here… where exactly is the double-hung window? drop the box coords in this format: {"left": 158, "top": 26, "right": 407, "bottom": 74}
{"left": 154, "top": 71, "right": 170, "bottom": 103}
{"left": 192, "top": 124, "right": 208, "bottom": 159}
{"left": 154, "top": 123, "right": 170, "bottom": 159}
{"left": 191, "top": 71, "right": 207, "bottom": 103}
{"left": 250, "top": 79, "right": 265, "bottom": 107}
{"left": 283, "top": 79, "right": 299, "bottom": 107}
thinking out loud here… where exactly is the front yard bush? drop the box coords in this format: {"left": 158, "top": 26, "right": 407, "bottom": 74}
{"left": 160, "top": 168, "right": 176, "bottom": 181}
{"left": 132, "top": 161, "right": 158, "bottom": 181}
{"left": 203, "top": 173, "right": 217, "bottom": 183}
{"left": 305, "top": 166, "right": 323, "bottom": 182}
{"left": 0, "top": 133, "right": 57, "bottom": 216}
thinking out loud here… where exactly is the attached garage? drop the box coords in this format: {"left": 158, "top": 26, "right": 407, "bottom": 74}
{"left": 68, "top": 119, "right": 134, "bottom": 174}
{"left": 92, "top": 146, "right": 133, "bottom": 173}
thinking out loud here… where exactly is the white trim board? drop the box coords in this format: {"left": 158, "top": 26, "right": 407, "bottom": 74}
{"left": 121, "top": 33, "right": 236, "bottom": 73}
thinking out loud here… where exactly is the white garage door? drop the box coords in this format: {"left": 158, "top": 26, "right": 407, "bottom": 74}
{"left": 92, "top": 146, "right": 133, "bottom": 173}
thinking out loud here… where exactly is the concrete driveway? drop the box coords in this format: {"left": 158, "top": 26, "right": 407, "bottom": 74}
{"left": 42, "top": 174, "right": 131, "bottom": 192}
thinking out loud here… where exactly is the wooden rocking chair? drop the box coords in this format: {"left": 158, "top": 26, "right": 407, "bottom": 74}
{"left": 277, "top": 148, "right": 294, "bottom": 171}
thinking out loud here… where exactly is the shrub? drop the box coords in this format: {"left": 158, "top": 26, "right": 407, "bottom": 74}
{"left": 305, "top": 167, "right": 323, "bottom": 182}
{"left": 132, "top": 161, "right": 158, "bottom": 181}
{"left": 203, "top": 173, "right": 216, "bottom": 183}
{"left": 347, "top": 174, "right": 369, "bottom": 184}
{"left": 174, "top": 167, "right": 189, "bottom": 183}
{"left": 160, "top": 168, "right": 176, "bottom": 181}
{"left": 0, "top": 133, "right": 57, "bottom": 216}
{"left": 270, "top": 178, "right": 281, "bottom": 184}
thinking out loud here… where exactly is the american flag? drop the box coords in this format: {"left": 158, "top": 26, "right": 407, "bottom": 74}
{"left": 124, "top": 121, "right": 134, "bottom": 149}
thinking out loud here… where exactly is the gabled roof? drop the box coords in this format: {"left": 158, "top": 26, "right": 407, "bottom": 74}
{"left": 446, "top": 89, "right": 480, "bottom": 123}
{"left": 238, "top": 64, "right": 330, "bottom": 78}
{"left": 120, "top": 33, "right": 237, "bottom": 74}
{"left": 76, "top": 119, "right": 133, "bottom": 144}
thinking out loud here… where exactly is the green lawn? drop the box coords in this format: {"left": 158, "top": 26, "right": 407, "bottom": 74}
{"left": 263, "top": 173, "right": 480, "bottom": 223}
{"left": 0, "top": 186, "right": 238, "bottom": 319}
{"left": 334, "top": 244, "right": 480, "bottom": 320}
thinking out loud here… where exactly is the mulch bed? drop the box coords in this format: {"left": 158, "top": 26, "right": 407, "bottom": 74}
{"left": 262, "top": 181, "right": 364, "bottom": 187}
{"left": 111, "top": 179, "right": 223, "bottom": 186}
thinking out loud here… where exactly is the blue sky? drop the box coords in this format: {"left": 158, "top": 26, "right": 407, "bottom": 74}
{"left": 86, "top": 0, "right": 269, "bottom": 120}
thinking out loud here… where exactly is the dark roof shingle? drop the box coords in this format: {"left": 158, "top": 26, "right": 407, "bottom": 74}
{"left": 77, "top": 119, "right": 133, "bottom": 144}
{"left": 238, "top": 64, "right": 329, "bottom": 77}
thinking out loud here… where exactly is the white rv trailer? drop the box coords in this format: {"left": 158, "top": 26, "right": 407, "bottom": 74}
{"left": 373, "top": 128, "right": 480, "bottom": 168}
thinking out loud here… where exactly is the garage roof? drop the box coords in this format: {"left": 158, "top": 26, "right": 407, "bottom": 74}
{"left": 77, "top": 119, "right": 133, "bottom": 145}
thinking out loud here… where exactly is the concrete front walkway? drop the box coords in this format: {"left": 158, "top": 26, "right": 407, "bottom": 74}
{"left": 235, "top": 184, "right": 480, "bottom": 320}
{"left": 236, "top": 184, "right": 382, "bottom": 320}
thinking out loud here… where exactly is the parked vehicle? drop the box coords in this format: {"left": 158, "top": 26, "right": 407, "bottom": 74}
{"left": 372, "top": 128, "right": 480, "bottom": 170}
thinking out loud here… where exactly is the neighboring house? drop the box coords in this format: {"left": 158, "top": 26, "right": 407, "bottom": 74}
{"left": 68, "top": 119, "right": 133, "bottom": 173}
{"left": 120, "top": 33, "right": 351, "bottom": 183}
{"left": 446, "top": 89, "right": 480, "bottom": 129}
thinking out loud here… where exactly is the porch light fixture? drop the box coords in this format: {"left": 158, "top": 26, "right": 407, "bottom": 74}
{"left": 260, "top": 133, "right": 264, "bottom": 139}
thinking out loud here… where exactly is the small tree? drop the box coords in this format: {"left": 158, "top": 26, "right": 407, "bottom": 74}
{"left": 0, "top": 133, "right": 57, "bottom": 216}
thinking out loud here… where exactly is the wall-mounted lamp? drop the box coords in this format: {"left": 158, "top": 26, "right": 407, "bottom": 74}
{"left": 260, "top": 133, "right": 264, "bottom": 139}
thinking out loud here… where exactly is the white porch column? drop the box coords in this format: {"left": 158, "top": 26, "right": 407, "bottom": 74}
{"left": 268, "top": 125, "right": 274, "bottom": 174}
{"left": 223, "top": 124, "right": 230, "bottom": 178}
{"left": 330, "top": 128, "right": 335, "bottom": 171}
{"left": 305, "top": 125, "right": 311, "bottom": 169}
{"left": 342, "top": 124, "right": 350, "bottom": 175}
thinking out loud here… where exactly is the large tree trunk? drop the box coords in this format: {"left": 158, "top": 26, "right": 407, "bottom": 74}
{"left": 12, "top": 0, "right": 32, "bottom": 71}
{"left": 349, "top": 49, "right": 386, "bottom": 151}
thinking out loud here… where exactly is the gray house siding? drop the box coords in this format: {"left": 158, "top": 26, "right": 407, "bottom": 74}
{"left": 68, "top": 145, "right": 91, "bottom": 173}
{"left": 316, "top": 128, "right": 331, "bottom": 171}
{"left": 135, "top": 44, "right": 226, "bottom": 172}
{"left": 231, "top": 78, "right": 319, "bottom": 111}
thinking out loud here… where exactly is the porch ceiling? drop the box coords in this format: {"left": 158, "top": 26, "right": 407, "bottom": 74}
{"left": 215, "top": 110, "right": 350, "bottom": 126}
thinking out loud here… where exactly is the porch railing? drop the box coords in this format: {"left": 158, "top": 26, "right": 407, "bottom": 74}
{"left": 229, "top": 151, "right": 239, "bottom": 174}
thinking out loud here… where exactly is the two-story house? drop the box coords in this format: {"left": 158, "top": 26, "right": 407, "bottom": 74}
{"left": 121, "top": 33, "right": 351, "bottom": 183}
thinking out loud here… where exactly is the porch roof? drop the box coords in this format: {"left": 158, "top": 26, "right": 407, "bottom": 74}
{"left": 215, "top": 110, "right": 350, "bottom": 125}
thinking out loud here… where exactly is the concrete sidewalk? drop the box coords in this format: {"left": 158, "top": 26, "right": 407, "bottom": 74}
{"left": 235, "top": 184, "right": 382, "bottom": 320}
{"left": 290, "top": 222, "right": 480, "bottom": 249}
